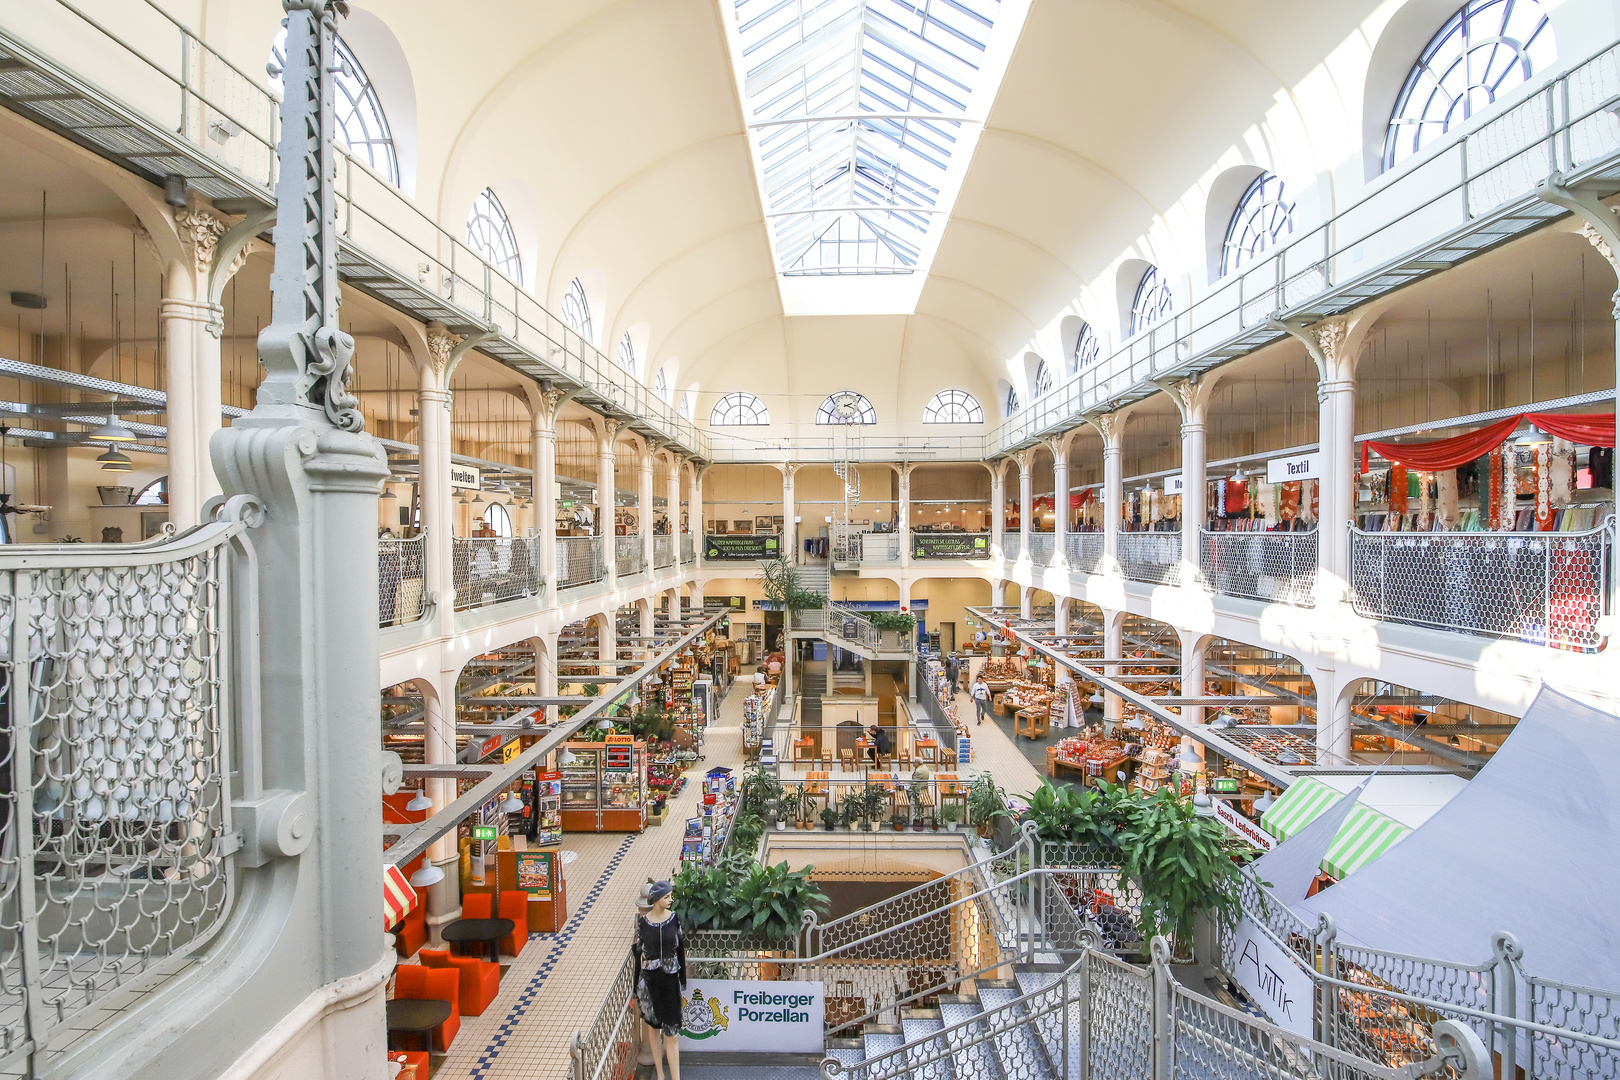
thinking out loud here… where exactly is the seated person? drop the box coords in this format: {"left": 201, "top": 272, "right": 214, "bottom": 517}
{"left": 753, "top": 669, "right": 768, "bottom": 691}
{"left": 865, "top": 724, "right": 892, "bottom": 763}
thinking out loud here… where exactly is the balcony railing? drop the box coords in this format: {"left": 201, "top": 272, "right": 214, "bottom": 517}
{"left": 379, "top": 533, "right": 428, "bottom": 627}
{"left": 1067, "top": 531, "right": 1104, "bottom": 575}
{"left": 1200, "top": 528, "right": 1318, "bottom": 608}
{"left": 452, "top": 537, "right": 543, "bottom": 610}
{"left": 1002, "top": 533, "right": 1020, "bottom": 562}
{"left": 653, "top": 533, "right": 675, "bottom": 568}
{"left": 615, "top": 534, "right": 645, "bottom": 575}
{"left": 1028, "top": 532, "right": 1055, "bottom": 566}
{"left": 557, "top": 535, "right": 605, "bottom": 589}
{"left": 858, "top": 532, "right": 901, "bottom": 564}
{"left": 1350, "top": 522, "right": 1612, "bottom": 652}
{"left": 1117, "top": 531, "right": 1182, "bottom": 586}
{"left": 680, "top": 533, "right": 695, "bottom": 563}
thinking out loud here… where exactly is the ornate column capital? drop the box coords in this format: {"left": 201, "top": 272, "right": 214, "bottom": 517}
{"left": 1089, "top": 411, "right": 1123, "bottom": 452}
{"left": 1014, "top": 447, "right": 1036, "bottom": 474}
{"left": 425, "top": 327, "right": 461, "bottom": 381}
{"left": 173, "top": 206, "right": 230, "bottom": 275}
{"left": 531, "top": 386, "right": 567, "bottom": 432}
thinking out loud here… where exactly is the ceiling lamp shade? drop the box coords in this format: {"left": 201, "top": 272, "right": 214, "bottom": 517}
{"left": 408, "top": 862, "right": 445, "bottom": 888}
{"left": 1254, "top": 790, "right": 1275, "bottom": 815}
{"left": 96, "top": 448, "right": 133, "bottom": 473}
{"left": 558, "top": 749, "right": 577, "bottom": 766}
{"left": 88, "top": 417, "right": 137, "bottom": 443}
{"left": 470, "top": 492, "right": 484, "bottom": 505}
{"left": 1515, "top": 426, "right": 1551, "bottom": 446}
{"left": 380, "top": 484, "right": 397, "bottom": 500}
{"left": 405, "top": 788, "right": 433, "bottom": 812}
{"left": 500, "top": 792, "right": 523, "bottom": 813}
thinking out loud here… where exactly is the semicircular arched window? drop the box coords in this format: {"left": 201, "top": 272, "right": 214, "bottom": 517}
{"left": 923, "top": 390, "right": 984, "bottom": 424}
{"left": 1383, "top": 0, "right": 1555, "bottom": 172}
{"left": 1072, "top": 322, "right": 1100, "bottom": 373}
{"left": 270, "top": 29, "right": 399, "bottom": 187}
{"left": 466, "top": 188, "right": 522, "bottom": 282}
{"left": 1130, "top": 267, "right": 1173, "bottom": 336}
{"left": 561, "top": 278, "right": 592, "bottom": 342}
{"left": 653, "top": 367, "right": 671, "bottom": 404}
{"left": 1005, "top": 386, "right": 1021, "bottom": 416}
{"left": 679, "top": 392, "right": 694, "bottom": 421}
{"left": 481, "top": 502, "right": 513, "bottom": 538}
{"left": 710, "top": 392, "right": 769, "bottom": 426}
{"left": 617, "top": 332, "right": 637, "bottom": 377}
{"left": 815, "top": 391, "right": 876, "bottom": 425}
{"left": 1221, "top": 173, "right": 1294, "bottom": 276}
{"left": 1032, "top": 360, "right": 1053, "bottom": 399}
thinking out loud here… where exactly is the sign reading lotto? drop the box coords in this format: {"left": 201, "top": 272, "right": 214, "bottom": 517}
{"left": 450, "top": 464, "right": 482, "bottom": 491}
{"left": 913, "top": 533, "right": 989, "bottom": 559}
{"left": 1231, "top": 917, "right": 1315, "bottom": 1043}
{"left": 704, "top": 535, "right": 779, "bottom": 560}
{"left": 678, "top": 979, "right": 824, "bottom": 1054}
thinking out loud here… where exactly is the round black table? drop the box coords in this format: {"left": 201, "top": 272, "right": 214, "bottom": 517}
{"left": 386, "top": 997, "right": 452, "bottom": 1053}
{"left": 441, "top": 917, "right": 515, "bottom": 964}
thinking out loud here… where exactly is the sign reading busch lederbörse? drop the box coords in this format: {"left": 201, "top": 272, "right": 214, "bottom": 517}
{"left": 704, "top": 535, "right": 779, "bottom": 560}
{"left": 913, "top": 534, "right": 988, "bottom": 558}
{"left": 677, "top": 979, "right": 824, "bottom": 1053}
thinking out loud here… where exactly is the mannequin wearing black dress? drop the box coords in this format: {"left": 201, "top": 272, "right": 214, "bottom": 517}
{"left": 633, "top": 883, "right": 685, "bottom": 1080}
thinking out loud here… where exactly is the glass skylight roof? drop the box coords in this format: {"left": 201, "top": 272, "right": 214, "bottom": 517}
{"left": 729, "top": 0, "right": 1022, "bottom": 291}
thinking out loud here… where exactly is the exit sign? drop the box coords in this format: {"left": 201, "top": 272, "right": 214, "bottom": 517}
{"left": 471, "top": 825, "right": 497, "bottom": 841}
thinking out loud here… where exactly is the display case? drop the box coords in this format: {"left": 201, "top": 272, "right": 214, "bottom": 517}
{"left": 530, "top": 769, "right": 562, "bottom": 846}
{"left": 560, "top": 739, "right": 647, "bottom": 832}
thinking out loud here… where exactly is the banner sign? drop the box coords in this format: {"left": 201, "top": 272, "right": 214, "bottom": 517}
{"left": 703, "top": 595, "right": 747, "bottom": 612}
{"left": 1231, "top": 917, "right": 1315, "bottom": 1043}
{"left": 450, "top": 464, "right": 482, "bottom": 491}
{"left": 912, "top": 533, "right": 989, "bottom": 559}
{"left": 1163, "top": 474, "right": 1185, "bottom": 495}
{"left": 1213, "top": 798, "right": 1275, "bottom": 851}
{"left": 704, "top": 535, "right": 779, "bottom": 560}
{"left": 1266, "top": 452, "right": 1321, "bottom": 484}
{"left": 678, "top": 979, "right": 824, "bottom": 1053}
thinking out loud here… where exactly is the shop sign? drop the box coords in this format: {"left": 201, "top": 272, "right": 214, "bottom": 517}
{"left": 703, "top": 595, "right": 746, "bottom": 612}
{"left": 1266, "top": 452, "right": 1321, "bottom": 484}
{"left": 704, "top": 534, "right": 779, "bottom": 560}
{"left": 677, "top": 979, "right": 824, "bottom": 1053}
{"left": 1213, "top": 798, "right": 1275, "bottom": 851}
{"left": 1231, "top": 917, "right": 1315, "bottom": 1043}
{"left": 464, "top": 732, "right": 504, "bottom": 762}
{"left": 515, "top": 850, "right": 556, "bottom": 899}
{"left": 912, "top": 533, "right": 989, "bottom": 559}
{"left": 1163, "top": 474, "right": 1184, "bottom": 495}
{"left": 501, "top": 739, "right": 522, "bottom": 764}
{"left": 450, "top": 464, "right": 482, "bottom": 490}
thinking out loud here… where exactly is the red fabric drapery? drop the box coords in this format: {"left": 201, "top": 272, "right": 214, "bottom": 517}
{"left": 1365, "top": 416, "right": 1521, "bottom": 470}
{"left": 1524, "top": 412, "right": 1617, "bottom": 448}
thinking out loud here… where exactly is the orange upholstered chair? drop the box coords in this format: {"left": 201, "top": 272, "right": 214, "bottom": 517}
{"left": 419, "top": 949, "right": 500, "bottom": 1016}
{"left": 392, "top": 901, "right": 427, "bottom": 959}
{"left": 461, "top": 892, "right": 493, "bottom": 920}
{"left": 389, "top": 1050, "right": 430, "bottom": 1079}
{"left": 497, "top": 890, "right": 528, "bottom": 957}
{"left": 393, "top": 965, "right": 460, "bottom": 1052}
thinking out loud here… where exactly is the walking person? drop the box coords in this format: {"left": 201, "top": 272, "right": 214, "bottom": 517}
{"left": 971, "top": 676, "right": 992, "bottom": 726}
{"left": 945, "top": 652, "right": 960, "bottom": 695}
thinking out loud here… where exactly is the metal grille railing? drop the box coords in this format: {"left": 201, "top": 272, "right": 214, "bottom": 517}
{"left": 0, "top": 516, "right": 247, "bottom": 1067}
{"left": 1029, "top": 533, "right": 1055, "bottom": 566}
{"left": 378, "top": 533, "right": 427, "bottom": 627}
{"left": 614, "top": 533, "right": 645, "bottom": 575}
{"left": 1349, "top": 522, "right": 1612, "bottom": 652}
{"left": 556, "top": 536, "right": 605, "bottom": 589}
{"left": 1525, "top": 973, "right": 1620, "bottom": 1080}
{"left": 652, "top": 533, "right": 675, "bottom": 568}
{"left": 1116, "top": 531, "right": 1182, "bottom": 586}
{"left": 858, "top": 533, "right": 901, "bottom": 564}
{"left": 451, "top": 537, "right": 542, "bottom": 611}
{"left": 1067, "top": 532, "right": 1103, "bottom": 575}
{"left": 568, "top": 953, "right": 637, "bottom": 1080}
{"left": 1199, "top": 528, "right": 1318, "bottom": 607}
{"left": 1002, "top": 533, "right": 1021, "bottom": 562}
{"left": 680, "top": 533, "right": 695, "bottom": 563}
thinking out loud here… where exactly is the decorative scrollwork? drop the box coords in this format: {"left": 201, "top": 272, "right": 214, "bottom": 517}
{"left": 305, "top": 326, "right": 364, "bottom": 432}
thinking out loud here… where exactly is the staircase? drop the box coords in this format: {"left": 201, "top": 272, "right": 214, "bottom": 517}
{"left": 801, "top": 669, "right": 827, "bottom": 725}
{"left": 798, "top": 564, "right": 831, "bottom": 596}
{"left": 822, "top": 603, "right": 914, "bottom": 661}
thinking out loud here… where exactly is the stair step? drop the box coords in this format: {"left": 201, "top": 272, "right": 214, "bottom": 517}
{"left": 900, "top": 1017, "right": 954, "bottom": 1080}
{"left": 938, "top": 1000, "right": 1001, "bottom": 1080}
{"left": 976, "top": 987, "right": 1055, "bottom": 1080}
{"left": 1014, "top": 970, "right": 1079, "bottom": 1077}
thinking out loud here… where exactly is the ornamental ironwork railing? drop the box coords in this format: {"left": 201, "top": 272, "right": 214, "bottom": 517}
{"left": 1116, "top": 531, "right": 1181, "bottom": 586}
{"left": 0, "top": 505, "right": 255, "bottom": 1070}
{"left": 451, "top": 537, "right": 542, "bottom": 611}
{"left": 614, "top": 533, "right": 645, "bottom": 575}
{"left": 652, "top": 533, "right": 675, "bottom": 568}
{"left": 1348, "top": 521, "right": 1612, "bottom": 652}
{"left": 1200, "top": 528, "right": 1318, "bottom": 607}
{"left": 556, "top": 535, "right": 605, "bottom": 589}
{"left": 1029, "top": 532, "right": 1055, "bottom": 566}
{"left": 378, "top": 532, "right": 427, "bottom": 626}
{"left": 1067, "top": 531, "right": 1104, "bottom": 575}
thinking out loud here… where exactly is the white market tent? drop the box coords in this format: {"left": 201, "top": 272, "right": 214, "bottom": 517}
{"left": 1295, "top": 687, "right": 1620, "bottom": 991}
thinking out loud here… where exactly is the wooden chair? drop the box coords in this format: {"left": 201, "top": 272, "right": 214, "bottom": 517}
{"left": 894, "top": 746, "right": 913, "bottom": 771}
{"left": 838, "top": 747, "right": 857, "bottom": 772}
{"left": 876, "top": 753, "right": 893, "bottom": 771}
{"left": 938, "top": 747, "right": 958, "bottom": 769}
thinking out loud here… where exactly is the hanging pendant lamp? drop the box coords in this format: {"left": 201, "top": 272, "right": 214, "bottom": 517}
{"left": 97, "top": 448, "right": 134, "bottom": 473}
{"left": 88, "top": 416, "right": 138, "bottom": 443}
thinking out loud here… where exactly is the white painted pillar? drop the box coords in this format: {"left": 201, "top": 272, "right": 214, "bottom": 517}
{"left": 598, "top": 421, "right": 619, "bottom": 588}
{"left": 1175, "top": 382, "right": 1210, "bottom": 585}
{"left": 990, "top": 464, "right": 1006, "bottom": 559}
{"left": 639, "top": 447, "right": 655, "bottom": 576}
{"left": 667, "top": 453, "right": 683, "bottom": 553}
{"left": 782, "top": 463, "right": 798, "bottom": 563}
{"left": 1103, "top": 609, "right": 1122, "bottom": 724}
{"left": 693, "top": 468, "right": 706, "bottom": 571}
{"left": 1018, "top": 449, "right": 1034, "bottom": 619}
{"left": 1100, "top": 418, "right": 1123, "bottom": 569}
{"left": 1049, "top": 434, "right": 1071, "bottom": 572}
{"left": 421, "top": 673, "right": 460, "bottom": 934}
{"left": 418, "top": 343, "right": 456, "bottom": 633}
{"left": 596, "top": 615, "right": 615, "bottom": 684}
{"left": 530, "top": 393, "right": 560, "bottom": 593}
{"left": 897, "top": 464, "right": 911, "bottom": 569}
{"left": 159, "top": 296, "right": 221, "bottom": 528}
{"left": 1179, "top": 628, "right": 1206, "bottom": 729}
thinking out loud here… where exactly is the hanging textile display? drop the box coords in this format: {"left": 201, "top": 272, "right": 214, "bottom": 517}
{"left": 1486, "top": 447, "right": 1502, "bottom": 527}
{"left": 1215, "top": 478, "right": 1226, "bottom": 518}
{"left": 1500, "top": 446, "right": 1517, "bottom": 531}
{"left": 1523, "top": 412, "right": 1617, "bottom": 448}
{"left": 1436, "top": 469, "right": 1460, "bottom": 528}
{"left": 1365, "top": 412, "right": 1615, "bottom": 476}
{"left": 1535, "top": 445, "right": 1554, "bottom": 531}
{"left": 1389, "top": 465, "right": 1408, "bottom": 518}
{"left": 1305, "top": 478, "right": 1319, "bottom": 523}
{"left": 1550, "top": 439, "right": 1575, "bottom": 505}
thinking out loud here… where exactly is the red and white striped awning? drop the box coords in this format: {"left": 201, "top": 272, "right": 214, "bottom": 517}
{"left": 384, "top": 864, "right": 418, "bottom": 927}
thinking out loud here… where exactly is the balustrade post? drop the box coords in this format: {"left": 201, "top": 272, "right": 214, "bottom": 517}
{"left": 1077, "top": 952, "right": 1091, "bottom": 1080}
{"left": 1149, "top": 938, "right": 1171, "bottom": 1080}
{"left": 1018, "top": 448, "right": 1035, "bottom": 618}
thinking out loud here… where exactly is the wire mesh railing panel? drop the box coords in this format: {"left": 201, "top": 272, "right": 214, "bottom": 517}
{"left": 1526, "top": 975, "right": 1620, "bottom": 1080}
{"left": 378, "top": 533, "right": 427, "bottom": 627}
{"left": 615, "top": 534, "right": 645, "bottom": 575}
{"left": 451, "top": 537, "right": 542, "bottom": 610}
{"left": 1199, "top": 529, "right": 1317, "bottom": 607}
{"left": 858, "top": 533, "right": 901, "bottom": 564}
{"left": 556, "top": 536, "right": 605, "bottom": 589}
{"left": 1029, "top": 533, "right": 1054, "bottom": 567}
{"left": 1089, "top": 950, "right": 1155, "bottom": 1079}
{"left": 1117, "top": 532, "right": 1182, "bottom": 586}
{"left": 1067, "top": 532, "right": 1103, "bottom": 575}
{"left": 680, "top": 533, "right": 695, "bottom": 564}
{"left": 1348, "top": 524, "right": 1611, "bottom": 652}
{"left": 569, "top": 952, "right": 637, "bottom": 1080}
{"left": 653, "top": 534, "right": 675, "bottom": 568}
{"left": 1002, "top": 534, "right": 1020, "bottom": 562}
{"left": 1171, "top": 983, "right": 1393, "bottom": 1080}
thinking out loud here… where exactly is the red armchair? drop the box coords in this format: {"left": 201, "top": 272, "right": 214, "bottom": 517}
{"left": 388, "top": 1050, "right": 429, "bottom": 1079}
{"left": 496, "top": 890, "right": 528, "bottom": 957}
{"left": 392, "top": 901, "right": 427, "bottom": 959}
{"left": 461, "top": 893, "right": 493, "bottom": 920}
{"left": 392, "top": 965, "right": 460, "bottom": 1052}
{"left": 419, "top": 949, "right": 500, "bottom": 1016}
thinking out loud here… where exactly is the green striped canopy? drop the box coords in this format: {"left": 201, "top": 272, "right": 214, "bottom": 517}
{"left": 1261, "top": 776, "right": 1412, "bottom": 880}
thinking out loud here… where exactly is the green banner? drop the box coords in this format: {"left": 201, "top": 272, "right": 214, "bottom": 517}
{"left": 704, "top": 534, "right": 780, "bottom": 560}
{"left": 913, "top": 533, "right": 989, "bottom": 559}
{"left": 703, "top": 595, "right": 747, "bottom": 611}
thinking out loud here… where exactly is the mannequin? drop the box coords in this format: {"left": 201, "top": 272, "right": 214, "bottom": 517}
{"left": 633, "top": 880, "right": 685, "bottom": 1080}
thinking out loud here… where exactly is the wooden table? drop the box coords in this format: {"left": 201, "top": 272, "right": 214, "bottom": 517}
{"left": 916, "top": 737, "right": 939, "bottom": 764}
{"left": 440, "top": 917, "right": 515, "bottom": 964}
{"left": 803, "top": 771, "right": 830, "bottom": 817}
{"left": 386, "top": 998, "right": 452, "bottom": 1053}
{"left": 792, "top": 737, "right": 815, "bottom": 764}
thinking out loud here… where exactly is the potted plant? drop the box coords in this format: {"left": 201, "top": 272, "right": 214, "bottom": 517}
{"left": 940, "top": 802, "right": 962, "bottom": 831}
{"left": 1117, "top": 787, "right": 1253, "bottom": 962}
{"left": 728, "top": 860, "right": 830, "bottom": 941}
{"left": 730, "top": 812, "right": 765, "bottom": 858}
{"left": 908, "top": 778, "right": 930, "bottom": 831}
{"left": 889, "top": 811, "right": 906, "bottom": 832}
{"left": 820, "top": 806, "right": 839, "bottom": 832}
{"left": 671, "top": 863, "right": 734, "bottom": 931}
{"left": 869, "top": 610, "right": 917, "bottom": 647}
{"left": 967, "top": 774, "right": 1009, "bottom": 846}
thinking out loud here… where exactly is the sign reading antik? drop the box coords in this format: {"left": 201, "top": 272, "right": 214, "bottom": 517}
{"left": 1231, "top": 918, "right": 1315, "bottom": 1043}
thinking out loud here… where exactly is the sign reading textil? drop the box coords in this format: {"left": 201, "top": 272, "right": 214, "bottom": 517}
{"left": 450, "top": 464, "right": 482, "bottom": 491}
{"left": 677, "top": 979, "right": 824, "bottom": 1053}
{"left": 913, "top": 533, "right": 988, "bottom": 558}
{"left": 1231, "top": 917, "right": 1315, "bottom": 1043}
{"left": 704, "top": 535, "right": 779, "bottom": 560}
{"left": 1266, "top": 452, "right": 1321, "bottom": 484}
{"left": 1213, "top": 798, "right": 1276, "bottom": 851}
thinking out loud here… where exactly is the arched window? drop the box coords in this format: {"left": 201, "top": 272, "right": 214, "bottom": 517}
{"left": 653, "top": 367, "right": 671, "bottom": 404}
{"left": 1384, "top": 0, "right": 1555, "bottom": 171}
{"left": 134, "top": 476, "right": 168, "bottom": 505}
{"left": 1005, "top": 386, "right": 1021, "bottom": 416}
{"left": 270, "top": 29, "right": 399, "bottom": 186}
{"left": 1032, "top": 360, "right": 1053, "bottom": 399}
{"left": 1221, "top": 173, "right": 1294, "bottom": 276}
{"left": 1130, "top": 267, "right": 1173, "bottom": 335}
{"left": 679, "top": 392, "right": 693, "bottom": 421}
{"left": 816, "top": 391, "right": 876, "bottom": 425}
{"left": 1072, "top": 322, "right": 1100, "bottom": 373}
{"left": 710, "top": 392, "right": 770, "bottom": 426}
{"left": 923, "top": 390, "right": 984, "bottom": 424}
{"left": 466, "top": 188, "right": 521, "bottom": 282}
{"left": 481, "top": 502, "right": 513, "bottom": 537}
{"left": 617, "top": 332, "right": 637, "bottom": 377}
{"left": 561, "top": 278, "right": 592, "bottom": 341}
